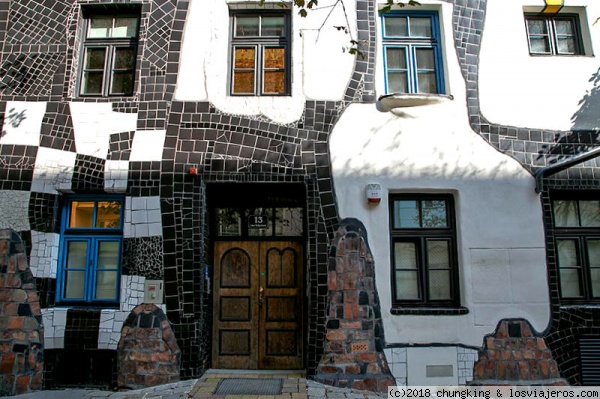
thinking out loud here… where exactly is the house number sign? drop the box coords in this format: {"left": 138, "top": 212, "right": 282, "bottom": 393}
{"left": 248, "top": 215, "right": 269, "bottom": 229}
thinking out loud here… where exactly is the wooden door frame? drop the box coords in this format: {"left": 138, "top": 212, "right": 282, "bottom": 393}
{"left": 207, "top": 182, "right": 308, "bottom": 370}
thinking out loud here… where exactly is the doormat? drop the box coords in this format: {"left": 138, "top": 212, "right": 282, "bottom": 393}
{"left": 213, "top": 378, "right": 283, "bottom": 395}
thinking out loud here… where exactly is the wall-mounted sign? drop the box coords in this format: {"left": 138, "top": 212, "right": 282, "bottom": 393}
{"left": 248, "top": 215, "right": 269, "bottom": 229}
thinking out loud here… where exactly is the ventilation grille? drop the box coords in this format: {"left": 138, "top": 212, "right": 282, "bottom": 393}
{"left": 580, "top": 337, "right": 600, "bottom": 385}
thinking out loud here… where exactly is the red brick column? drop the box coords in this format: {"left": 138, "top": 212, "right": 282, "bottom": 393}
{"left": 469, "top": 319, "right": 568, "bottom": 386}
{"left": 117, "top": 303, "right": 180, "bottom": 389}
{"left": 314, "top": 219, "right": 395, "bottom": 393}
{"left": 0, "top": 229, "right": 44, "bottom": 396}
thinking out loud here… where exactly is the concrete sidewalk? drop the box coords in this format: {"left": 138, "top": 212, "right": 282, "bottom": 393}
{"left": 5, "top": 370, "right": 387, "bottom": 399}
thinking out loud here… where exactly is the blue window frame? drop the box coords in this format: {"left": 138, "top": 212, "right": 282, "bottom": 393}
{"left": 57, "top": 197, "right": 124, "bottom": 305}
{"left": 381, "top": 11, "right": 445, "bottom": 94}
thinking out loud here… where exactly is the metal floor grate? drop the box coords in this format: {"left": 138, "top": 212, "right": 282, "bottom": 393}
{"left": 214, "top": 378, "right": 283, "bottom": 395}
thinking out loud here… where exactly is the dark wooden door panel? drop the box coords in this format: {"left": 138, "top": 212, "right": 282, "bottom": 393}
{"left": 212, "top": 242, "right": 259, "bottom": 369}
{"left": 213, "top": 241, "right": 303, "bottom": 370}
{"left": 259, "top": 241, "right": 303, "bottom": 369}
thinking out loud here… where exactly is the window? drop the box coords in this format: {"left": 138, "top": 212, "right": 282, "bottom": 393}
{"left": 79, "top": 10, "right": 140, "bottom": 96}
{"left": 389, "top": 194, "right": 459, "bottom": 308}
{"left": 381, "top": 11, "right": 444, "bottom": 94}
{"left": 552, "top": 193, "right": 600, "bottom": 301}
{"left": 57, "top": 197, "right": 124, "bottom": 305}
{"left": 525, "top": 14, "right": 583, "bottom": 55}
{"left": 229, "top": 12, "right": 290, "bottom": 96}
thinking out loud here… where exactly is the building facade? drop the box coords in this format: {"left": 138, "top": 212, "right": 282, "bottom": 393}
{"left": 0, "top": 0, "right": 599, "bottom": 391}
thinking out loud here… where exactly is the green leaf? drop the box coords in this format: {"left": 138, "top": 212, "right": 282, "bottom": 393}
{"left": 379, "top": 5, "right": 392, "bottom": 14}
{"left": 259, "top": 0, "right": 265, "bottom": 5}
{"left": 299, "top": 8, "right": 307, "bottom": 17}
{"left": 295, "top": 0, "right": 305, "bottom": 7}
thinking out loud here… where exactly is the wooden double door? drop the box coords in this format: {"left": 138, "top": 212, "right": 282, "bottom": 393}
{"left": 212, "top": 241, "right": 304, "bottom": 369}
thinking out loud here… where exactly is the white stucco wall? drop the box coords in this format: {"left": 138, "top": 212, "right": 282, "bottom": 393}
{"left": 332, "top": 0, "right": 551, "bottom": 347}
{"left": 175, "top": 0, "right": 356, "bottom": 123}
{"left": 479, "top": 0, "right": 600, "bottom": 131}
{"left": 331, "top": 101, "right": 550, "bottom": 347}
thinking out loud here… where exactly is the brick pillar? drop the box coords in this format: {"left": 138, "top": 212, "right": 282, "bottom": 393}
{"left": 117, "top": 303, "right": 180, "bottom": 389}
{"left": 314, "top": 218, "right": 395, "bottom": 393}
{"left": 0, "top": 229, "right": 44, "bottom": 396}
{"left": 469, "top": 319, "right": 568, "bottom": 386}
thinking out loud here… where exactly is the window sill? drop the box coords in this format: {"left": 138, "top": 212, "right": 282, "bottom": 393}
{"left": 378, "top": 93, "right": 454, "bottom": 112}
{"left": 390, "top": 306, "right": 469, "bottom": 316}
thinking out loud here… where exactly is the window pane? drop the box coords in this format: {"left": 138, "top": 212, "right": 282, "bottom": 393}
{"left": 417, "top": 72, "right": 437, "bottom": 94}
{"left": 233, "top": 48, "right": 256, "bottom": 94}
{"left": 427, "top": 240, "right": 450, "bottom": 269}
{"left": 114, "top": 48, "right": 136, "bottom": 69}
{"left": 384, "top": 17, "right": 407, "bottom": 37}
{"left": 386, "top": 48, "right": 406, "bottom": 69}
{"left": 65, "top": 271, "right": 86, "bottom": 299}
{"left": 96, "top": 201, "right": 122, "bottom": 228}
{"left": 70, "top": 202, "right": 95, "bottom": 228}
{"left": 235, "top": 47, "right": 256, "bottom": 68}
{"left": 529, "top": 37, "right": 551, "bottom": 53}
{"left": 557, "top": 239, "right": 582, "bottom": 297}
{"left": 95, "top": 271, "right": 118, "bottom": 299}
{"left": 580, "top": 201, "right": 600, "bottom": 227}
{"left": 394, "top": 242, "right": 418, "bottom": 269}
{"left": 264, "top": 47, "right": 285, "bottom": 69}
{"left": 66, "top": 241, "right": 88, "bottom": 269}
{"left": 81, "top": 72, "right": 104, "bottom": 95}
{"left": 111, "top": 72, "right": 134, "bottom": 95}
{"left": 394, "top": 241, "right": 419, "bottom": 299}
{"left": 97, "top": 241, "right": 120, "bottom": 269}
{"left": 553, "top": 200, "right": 579, "bottom": 227}
{"left": 88, "top": 17, "right": 112, "bottom": 38}
{"left": 428, "top": 270, "right": 450, "bottom": 300}
{"left": 556, "top": 37, "right": 577, "bottom": 55}
{"left": 388, "top": 72, "right": 408, "bottom": 94}
{"left": 409, "top": 17, "right": 432, "bottom": 37}
{"left": 416, "top": 48, "right": 435, "bottom": 69}
{"left": 261, "top": 16, "right": 285, "bottom": 36}
{"left": 527, "top": 19, "right": 547, "bottom": 35}
{"left": 275, "top": 208, "right": 303, "bottom": 236}
{"left": 217, "top": 208, "right": 241, "bottom": 236}
{"left": 396, "top": 271, "right": 419, "bottom": 300}
{"left": 236, "top": 16, "right": 260, "bottom": 36}
{"left": 233, "top": 72, "right": 255, "bottom": 94}
{"left": 64, "top": 241, "right": 87, "bottom": 299}
{"left": 85, "top": 48, "right": 106, "bottom": 69}
{"left": 554, "top": 19, "right": 574, "bottom": 35}
{"left": 394, "top": 200, "right": 419, "bottom": 228}
{"left": 264, "top": 71, "right": 285, "bottom": 94}
{"left": 113, "top": 17, "right": 138, "bottom": 38}
{"left": 558, "top": 239, "right": 579, "bottom": 266}
{"left": 421, "top": 200, "right": 447, "bottom": 227}
{"left": 560, "top": 269, "right": 583, "bottom": 298}
{"left": 588, "top": 239, "right": 600, "bottom": 297}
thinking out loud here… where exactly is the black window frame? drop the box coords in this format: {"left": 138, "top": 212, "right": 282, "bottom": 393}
{"left": 228, "top": 11, "right": 292, "bottom": 96}
{"left": 524, "top": 13, "right": 584, "bottom": 56}
{"left": 78, "top": 7, "right": 141, "bottom": 97}
{"left": 551, "top": 191, "right": 600, "bottom": 303}
{"left": 389, "top": 193, "right": 460, "bottom": 309}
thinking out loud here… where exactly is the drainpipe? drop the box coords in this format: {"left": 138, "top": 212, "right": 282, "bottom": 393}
{"left": 535, "top": 146, "right": 600, "bottom": 193}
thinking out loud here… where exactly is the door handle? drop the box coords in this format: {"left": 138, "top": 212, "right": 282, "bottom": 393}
{"left": 259, "top": 286, "right": 264, "bottom": 308}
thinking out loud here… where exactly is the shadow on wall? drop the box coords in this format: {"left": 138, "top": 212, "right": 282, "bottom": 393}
{"left": 536, "top": 67, "right": 600, "bottom": 165}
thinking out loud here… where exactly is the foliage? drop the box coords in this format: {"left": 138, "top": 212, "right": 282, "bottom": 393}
{"left": 258, "top": 0, "right": 419, "bottom": 57}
